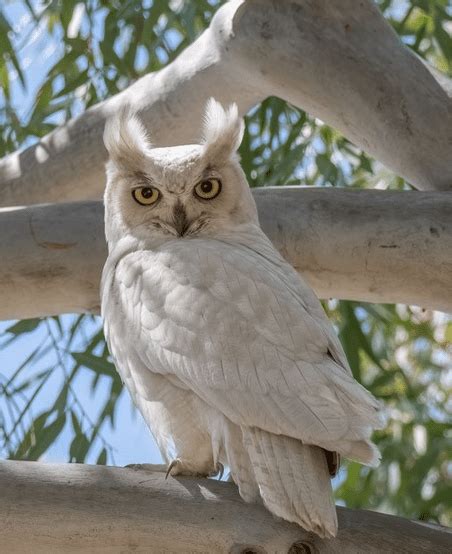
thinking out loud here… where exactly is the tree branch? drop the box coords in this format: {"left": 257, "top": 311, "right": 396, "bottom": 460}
{"left": 1, "top": 460, "right": 450, "bottom": 553}
{"left": 0, "top": 188, "right": 451, "bottom": 321}
{"left": 1, "top": 0, "right": 451, "bottom": 208}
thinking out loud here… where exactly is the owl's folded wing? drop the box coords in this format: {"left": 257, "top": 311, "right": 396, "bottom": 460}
{"left": 114, "top": 238, "right": 383, "bottom": 451}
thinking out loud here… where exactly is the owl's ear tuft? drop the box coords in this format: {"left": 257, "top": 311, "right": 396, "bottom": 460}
{"left": 103, "top": 107, "right": 151, "bottom": 170}
{"left": 200, "top": 98, "right": 244, "bottom": 161}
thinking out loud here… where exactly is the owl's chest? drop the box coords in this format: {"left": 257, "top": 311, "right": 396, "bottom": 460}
{"left": 102, "top": 244, "right": 250, "bottom": 372}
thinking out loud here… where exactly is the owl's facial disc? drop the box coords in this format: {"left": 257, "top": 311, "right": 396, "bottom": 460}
{"left": 103, "top": 100, "right": 259, "bottom": 246}
{"left": 126, "top": 159, "right": 227, "bottom": 238}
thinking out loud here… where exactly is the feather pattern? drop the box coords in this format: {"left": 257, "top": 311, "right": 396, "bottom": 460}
{"left": 102, "top": 223, "right": 384, "bottom": 534}
{"left": 201, "top": 98, "right": 244, "bottom": 161}
{"left": 105, "top": 226, "right": 383, "bottom": 454}
{"left": 101, "top": 99, "right": 385, "bottom": 537}
{"left": 243, "top": 428, "right": 338, "bottom": 537}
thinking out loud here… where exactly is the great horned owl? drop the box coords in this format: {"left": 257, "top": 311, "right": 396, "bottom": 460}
{"left": 101, "top": 99, "right": 384, "bottom": 538}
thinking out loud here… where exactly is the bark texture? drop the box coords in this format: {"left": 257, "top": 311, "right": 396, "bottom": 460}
{"left": 0, "top": 0, "right": 451, "bottom": 208}
{"left": 1, "top": 188, "right": 451, "bottom": 321}
{"left": 1, "top": 460, "right": 451, "bottom": 554}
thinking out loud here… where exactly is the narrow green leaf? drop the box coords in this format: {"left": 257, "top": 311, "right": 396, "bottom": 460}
{"left": 96, "top": 448, "right": 108, "bottom": 465}
{"left": 71, "top": 351, "right": 117, "bottom": 379}
{"left": 5, "top": 318, "right": 41, "bottom": 335}
{"left": 26, "top": 414, "right": 66, "bottom": 460}
{"left": 69, "top": 432, "right": 90, "bottom": 463}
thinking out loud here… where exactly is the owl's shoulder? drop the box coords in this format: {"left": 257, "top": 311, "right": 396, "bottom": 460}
{"left": 106, "top": 232, "right": 303, "bottom": 299}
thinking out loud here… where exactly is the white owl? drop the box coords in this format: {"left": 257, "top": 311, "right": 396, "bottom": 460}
{"left": 101, "top": 99, "right": 384, "bottom": 538}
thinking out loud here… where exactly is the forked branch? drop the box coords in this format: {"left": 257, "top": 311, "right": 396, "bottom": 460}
{"left": 0, "top": 0, "right": 451, "bottom": 208}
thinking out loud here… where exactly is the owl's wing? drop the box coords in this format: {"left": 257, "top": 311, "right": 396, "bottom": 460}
{"left": 114, "top": 235, "right": 383, "bottom": 453}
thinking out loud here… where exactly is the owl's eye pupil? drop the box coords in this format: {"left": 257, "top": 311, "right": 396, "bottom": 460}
{"left": 194, "top": 178, "right": 221, "bottom": 200}
{"left": 141, "top": 187, "right": 153, "bottom": 198}
{"left": 132, "top": 186, "right": 160, "bottom": 206}
{"left": 201, "top": 181, "right": 213, "bottom": 193}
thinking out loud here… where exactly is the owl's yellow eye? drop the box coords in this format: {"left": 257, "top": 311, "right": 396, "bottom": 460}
{"left": 132, "top": 186, "right": 160, "bottom": 206}
{"left": 194, "top": 178, "right": 221, "bottom": 200}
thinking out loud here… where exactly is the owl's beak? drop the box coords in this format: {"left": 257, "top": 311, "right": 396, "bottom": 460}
{"left": 172, "top": 200, "right": 190, "bottom": 237}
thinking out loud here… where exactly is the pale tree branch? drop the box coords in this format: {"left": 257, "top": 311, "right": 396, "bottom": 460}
{"left": 1, "top": 0, "right": 451, "bottom": 208}
{"left": 1, "top": 460, "right": 451, "bottom": 553}
{"left": 0, "top": 188, "right": 451, "bottom": 321}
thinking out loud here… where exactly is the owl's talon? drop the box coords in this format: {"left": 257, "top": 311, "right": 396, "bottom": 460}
{"left": 208, "top": 462, "right": 224, "bottom": 480}
{"left": 165, "top": 459, "right": 180, "bottom": 479}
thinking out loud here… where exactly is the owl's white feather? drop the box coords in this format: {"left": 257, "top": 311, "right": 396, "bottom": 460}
{"left": 201, "top": 98, "right": 244, "bottom": 161}
{"left": 104, "top": 106, "right": 152, "bottom": 169}
{"left": 101, "top": 99, "right": 385, "bottom": 538}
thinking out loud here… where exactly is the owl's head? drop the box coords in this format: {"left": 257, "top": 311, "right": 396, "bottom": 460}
{"left": 103, "top": 98, "right": 258, "bottom": 247}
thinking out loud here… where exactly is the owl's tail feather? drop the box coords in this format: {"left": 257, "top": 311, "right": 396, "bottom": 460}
{"left": 242, "top": 427, "right": 338, "bottom": 538}
{"left": 221, "top": 419, "right": 260, "bottom": 503}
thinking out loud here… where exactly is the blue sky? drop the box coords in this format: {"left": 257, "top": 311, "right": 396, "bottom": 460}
{"left": 0, "top": 316, "right": 162, "bottom": 466}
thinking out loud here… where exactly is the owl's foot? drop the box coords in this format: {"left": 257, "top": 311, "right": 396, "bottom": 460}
{"left": 165, "top": 459, "right": 224, "bottom": 479}
{"left": 166, "top": 458, "right": 199, "bottom": 478}
{"left": 210, "top": 462, "right": 224, "bottom": 480}
{"left": 165, "top": 459, "right": 180, "bottom": 479}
